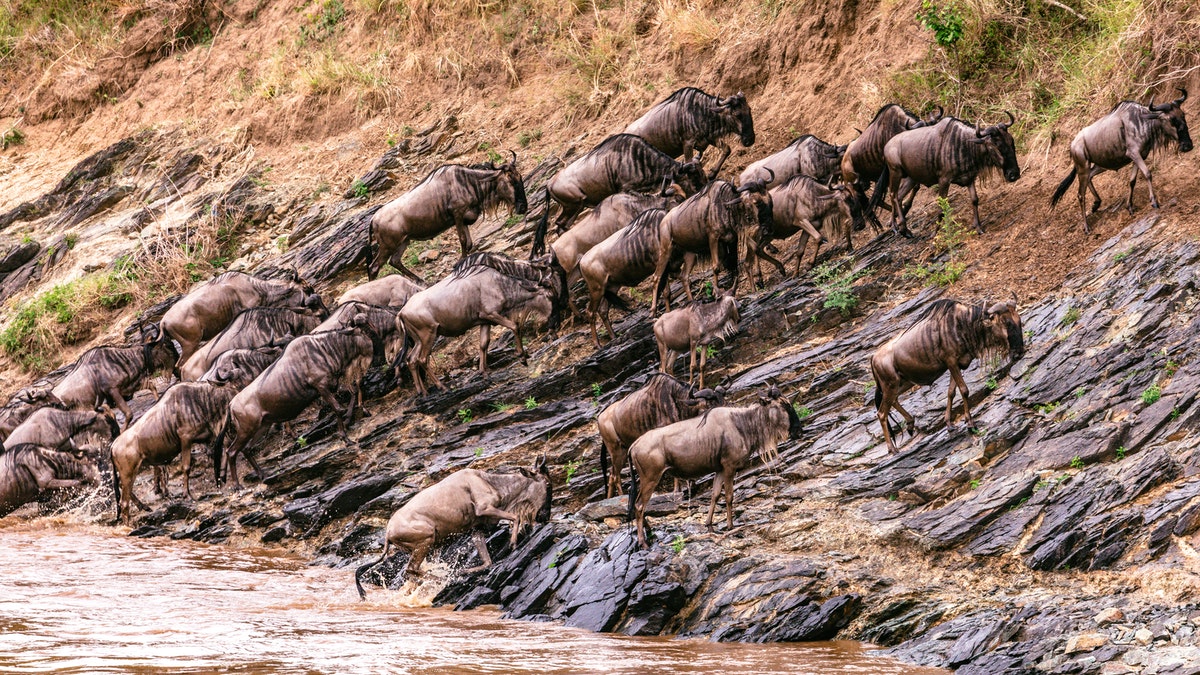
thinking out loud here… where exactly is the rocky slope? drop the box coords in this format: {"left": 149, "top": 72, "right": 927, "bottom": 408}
{"left": 3, "top": 123, "right": 1199, "bottom": 674}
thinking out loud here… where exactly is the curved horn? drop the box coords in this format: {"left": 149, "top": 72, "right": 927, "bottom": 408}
{"left": 1002, "top": 110, "right": 1015, "bottom": 129}
{"left": 1010, "top": 290, "right": 1018, "bottom": 307}
{"left": 934, "top": 105, "right": 945, "bottom": 120}
{"left": 975, "top": 122, "right": 985, "bottom": 138}
{"left": 1175, "top": 87, "right": 1188, "bottom": 106}
{"left": 509, "top": 149, "right": 517, "bottom": 166}
{"left": 764, "top": 167, "right": 775, "bottom": 183}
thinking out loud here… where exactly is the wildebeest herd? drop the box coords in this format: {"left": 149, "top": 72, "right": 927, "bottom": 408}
{"left": 0, "top": 85, "right": 1190, "bottom": 596}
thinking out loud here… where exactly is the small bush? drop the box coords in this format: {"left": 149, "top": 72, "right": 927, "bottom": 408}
{"left": 457, "top": 408, "right": 474, "bottom": 424}
{"left": 1060, "top": 307, "right": 1081, "bottom": 326}
{"left": 524, "top": 396, "right": 538, "bottom": 409}
{"left": 670, "top": 534, "right": 686, "bottom": 554}
{"left": 1141, "top": 384, "right": 1161, "bottom": 406}
{"left": 565, "top": 460, "right": 580, "bottom": 484}
{"left": 351, "top": 179, "right": 369, "bottom": 199}
{"left": 1070, "top": 456, "right": 1084, "bottom": 470}
{"left": 917, "top": 0, "right": 965, "bottom": 47}
{"left": 517, "top": 129, "right": 542, "bottom": 147}
{"left": 793, "top": 403, "right": 814, "bottom": 419}
{"left": 813, "top": 259, "right": 871, "bottom": 316}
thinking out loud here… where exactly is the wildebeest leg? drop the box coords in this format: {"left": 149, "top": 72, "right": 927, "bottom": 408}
{"left": 478, "top": 324, "right": 492, "bottom": 375}
{"left": 1087, "top": 167, "right": 1103, "bottom": 212}
{"left": 180, "top": 441, "right": 195, "bottom": 500}
{"left": 688, "top": 343, "right": 698, "bottom": 386}
{"left": 901, "top": 182, "right": 920, "bottom": 216}
{"left": 967, "top": 182, "right": 984, "bottom": 233}
{"left": 388, "top": 236, "right": 424, "bottom": 283}
{"left": 317, "top": 387, "right": 354, "bottom": 446}
{"left": 463, "top": 531, "right": 493, "bottom": 573}
{"left": 479, "top": 312, "right": 523, "bottom": 365}
{"left": 888, "top": 169, "right": 910, "bottom": 236}
{"left": 108, "top": 389, "right": 134, "bottom": 431}
{"left": 454, "top": 216, "right": 474, "bottom": 254}
{"left": 705, "top": 473, "right": 723, "bottom": 531}
{"left": 1075, "top": 161, "right": 1095, "bottom": 234}
{"left": 947, "top": 364, "right": 974, "bottom": 429}
{"left": 708, "top": 141, "right": 732, "bottom": 179}
{"left": 1127, "top": 146, "right": 1159, "bottom": 209}
{"left": 696, "top": 343, "right": 708, "bottom": 389}
{"left": 1126, "top": 165, "right": 1139, "bottom": 214}
{"left": 406, "top": 542, "right": 433, "bottom": 577}
{"left": 634, "top": 463, "right": 665, "bottom": 550}
{"left": 153, "top": 466, "right": 169, "bottom": 497}
{"left": 651, "top": 244, "right": 674, "bottom": 314}
{"left": 554, "top": 201, "right": 586, "bottom": 234}
{"left": 599, "top": 300, "right": 617, "bottom": 346}
{"left": 723, "top": 468, "right": 736, "bottom": 531}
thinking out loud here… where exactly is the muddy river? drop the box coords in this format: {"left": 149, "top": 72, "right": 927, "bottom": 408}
{"left": 0, "top": 519, "right": 946, "bottom": 674}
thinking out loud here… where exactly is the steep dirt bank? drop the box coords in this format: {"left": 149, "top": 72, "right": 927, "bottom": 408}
{"left": 2, "top": 0, "right": 1200, "bottom": 673}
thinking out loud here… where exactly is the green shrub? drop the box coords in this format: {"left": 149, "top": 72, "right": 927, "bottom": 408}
{"left": 917, "top": 0, "right": 964, "bottom": 47}
{"left": 813, "top": 259, "right": 871, "bottom": 316}
{"left": 1141, "top": 384, "right": 1161, "bottom": 406}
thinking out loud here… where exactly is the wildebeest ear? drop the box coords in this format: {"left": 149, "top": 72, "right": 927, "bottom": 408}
{"left": 759, "top": 396, "right": 770, "bottom": 405}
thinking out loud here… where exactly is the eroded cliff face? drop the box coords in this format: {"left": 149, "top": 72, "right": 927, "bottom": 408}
{"left": 3, "top": 123, "right": 1198, "bottom": 674}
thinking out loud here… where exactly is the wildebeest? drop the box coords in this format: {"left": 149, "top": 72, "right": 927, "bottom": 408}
{"left": 110, "top": 373, "right": 246, "bottom": 521}
{"left": 871, "top": 297, "right": 1024, "bottom": 452}
{"left": 596, "top": 374, "right": 723, "bottom": 498}
{"left": 740, "top": 134, "right": 846, "bottom": 188}
{"left": 354, "top": 458, "right": 551, "bottom": 599}
{"left": 199, "top": 344, "right": 287, "bottom": 386}
{"left": 532, "top": 134, "right": 707, "bottom": 256}
{"left": 650, "top": 178, "right": 772, "bottom": 313}
{"left": 881, "top": 114, "right": 1020, "bottom": 235}
{"left": 624, "top": 87, "right": 755, "bottom": 178}
{"left": 748, "top": 176, "right": 865, "bottom": 285}
{"left": 1050, "top": 89, "right": 1191, "bottom": 233}
{"left": 214, "top": 321, "right": 388, "bottom": 485}
{"left": 577, "top": 208, "right": 673, "bottom": 346}
{"left": 159, "top": 270, "right": 326, "bottom": 367}
{"left": 653, "top": 294, "right": 739, "bottom": 389}
{"left": 0, "top": 388, "right": 65, "bottom": 441}
{"left": 51, "top": 338, "right": 178, "bottom": 426}
{"left": 179, "top": 307, "right": 323, "bottom": 381}
{"left": 628, "top": 388, "right": 802, "bottom": 549}
{"left": 0, "top": 444, "right": 99, "bottom": 518}
{"left": 338, "top": 274, "right": 425, "bottom": 309}
{"left": 842, "top": 104, "right": 942, "bottom": 225}
{"left": 367, "top": 158, "right": 528, "bottom": 281}
{"left": 5, "top": 407, "right": 119, "bottom": 453}
{"left": 549, "top": 184, "right": 684, "bottom": 287}
{"left": 399, "top": 252, "right": 566, "bottom": 396}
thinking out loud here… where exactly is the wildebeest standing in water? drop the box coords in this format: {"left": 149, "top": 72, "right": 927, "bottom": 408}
{"left": 650, "top": 178, "right": 772, "bottom": 313}
{"left": 0, "top": 388, "right": 65, "bottom": 441}
{"left": 110, "top": 371, "right": 246, "bottom": 521}
{"left": 748, "top": 176, "right": 865, "bottom": 285}
{"left": 842, "top": 104, "right": 943, "bottom": 226}
{"left": 367, "top": 157, "right": 528, "bottom": 281}
{"left": 739, "top": 134, "right": 846, "bottom": 188}
{"left": 354, "top": 458, "right": 552, "bottom": 599}
{"left": 399, "top": 252, "right": 566, "bottom": 396}
{"left": 881, "top": 114, "right": 1020, "bottom": 235}
{"left": 1050, "top": 89, "right": 1191, "bottom": 233}
{"left": 871, "top": 297, "right": 1024, "bottom": 452}
{"left": 51, "top": 334, "right": 178, "bottom": 427}
{"left": 653, "top": 294, "right": 740, "bottom": 389}
{"left": 625, "top": 87, "right": 756, "bottom": 179}
{"left": 0, "top": 444, "right": 100, "bottom": 518}
{"left": 159, "top": 270, "right": 325, "bottom": 368}
{"left": 532, "top": 134, "right": 707, "bottom": 256}
{"left": 214, "top": 320, "right": 390, "bottom": 485}
{"left": 628, "top": 388, "right": 802, "bottom": 549}
{"left": 597, "top": 374, "right": 723, "bottom": 498}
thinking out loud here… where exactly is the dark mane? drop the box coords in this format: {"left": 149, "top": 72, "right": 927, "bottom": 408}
{"left": 786, "top": 134, "right": 817, "bottom": 147}
{"left": 660, "top": 86, "right": 716, "bottom": 105}
{"left": 911, "top": 299, "right": 995, "bottom": 357}
{"left": 869, "top": 103, "right": 921, "bottom": 125}
{"left": 451, "top": 252, "right": 542, "bottom": 284}
{"left": 617, "top": 208, "right": 667, "bottom": 243}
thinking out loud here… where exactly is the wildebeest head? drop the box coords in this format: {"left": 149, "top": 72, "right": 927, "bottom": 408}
{"left": 983, "top": 294, "right": 1024, "bottom": 360}
{"left": 533, "top": 454, "right": 552, "bottom": 523}
{"left": 718, "top": 92, "right": 755, "bottom": 148}
{"left": 675, "top": 160, "right": 708, "bottom": 194}
{"left": 1148, "top": 88, "right": 1192, "bottom": 153}
{"left": 730, "top": 174, "right": 774, "bottom": 230}
{"left": 971, "top": 112, "right": 1020, "bottom": 182}
{"left": 530, "top": 254, "right": 569, "bottom": 333}
{"left": 497, "top": 151, "right": 529, "bottom": 215}
{"left": 143, "top": 333, "right": 179, "bottom": 372}
{"left": 760, "top": 386, "right": 804, "bottom": 440}
{"left": 819, "top": 183, "right": 867, "bottom": 232}
{"left": 92, "top": 406, "right": 122, "bottom": 440}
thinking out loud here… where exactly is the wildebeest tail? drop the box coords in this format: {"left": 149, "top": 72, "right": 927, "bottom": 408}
{"left": 625, "top": 451, "right": 638, "bottom": 522}
{"left": 212, "top": 410, "right": 232, "bottom": 483}
{"left": 355, "top": 542, "right": 391, "bottom": 601}
{"left": 718, "top": 237, "right": 738, "bottom": 276}
{"left": 604, "top": 288, "right": 633, "bottom": 312}
{"left": 599, "top": 442, "right": 609, "bottom": 497}
{"left": 531, "top": 187, "right": 552, "bottom": 259}
{"left": 873, "top": 383, "right": 882, "bottom": 411}
{"left": 1050, "top": 168, "right": 1077, "bottom": 207}
{"left": 868, "top": 165, "right": 889, "bottom": 212}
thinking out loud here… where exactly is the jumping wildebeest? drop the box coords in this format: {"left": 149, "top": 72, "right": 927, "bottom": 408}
{"left": 399, "top": 252, "right": 566, "bottom": 396}
{"left": 0, "top": 444, "right": 99, "bottom": 518}
{"left": 532, "top": 134, "right": 707, "bottom": 256}
{"left": 51, "top": 337, "right": 178, "bottom": 426}
{"left": 354, "top": 458, "right": 551, "bottom": 598}
{"left": 881, "top": 114, "right": 1019, "bottom": 235}
{"left": 1050, "top": 89, "right": 1191, "bottom": 233}
{"left": 179, "top": 307, "right": 323, "bottom": 381}
{"left": 596, "top": 374, "right": 723, "bottom": 498}
{"left": 740, "top": 134, "right": 846, "bottom": 188}
{"left": 159, "top": 270, "right": 326, "bottom": 367}
{"left": 628, "top": 388, "right": 802, "bottom": 549}
{"left": 650, "top": 178, "right": 772, "bottom": 313}
{"left": 214, "top": 321, "right": 388, "bottom": 485}
{"left": 110, "top": 372, "right": 245, "bottom": 521}
{"left": 0, "top": 388, "right": 65, "bottom": 441}
{"left": 748, "top": 176, "right": 866, "bottom": 285}
{"left": 577, "top": 208, "right": 675, "bottom": 346}
{"left": 871, "top": 297, "right": 1024, "bottom": 452}
{"left": 654, "top": 294, "right": 740, "bottom": 389}
{"left": 624, "top": 87, "right": 755, "bottom": 178}
{"left": 338, "top": 274, "right": 426, "bottom": 309}
{"left": 842, "top": 104, "right": 942, "bottom": 226}
{"left": 367, "top": 158, "right": 528, "bottom": 281}
{"left": 199, "top": 344, "right": 287, "bottom": 386}
{"left": 5, "top": 407, "right": 119, "bottom": 453}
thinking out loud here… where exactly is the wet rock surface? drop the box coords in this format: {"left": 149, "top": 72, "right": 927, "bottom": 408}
{"left": 10, "top": 134, "right": 1200, "bottom": 673}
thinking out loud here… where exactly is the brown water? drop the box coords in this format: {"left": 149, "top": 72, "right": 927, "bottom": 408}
{"left": 0, "top": 519, "right": 947, "bottom": 674}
